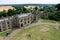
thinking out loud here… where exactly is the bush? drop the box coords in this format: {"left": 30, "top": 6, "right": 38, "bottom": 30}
{"left": 0, "top": 29, "right": 12, "bottom": 37}
{"left": 49, "top": 11, "right": 60, "bottom": 21}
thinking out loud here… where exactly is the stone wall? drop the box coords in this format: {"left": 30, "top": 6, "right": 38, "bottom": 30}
{"left": 0, "top": 12, "right": 39, "bottom": 32}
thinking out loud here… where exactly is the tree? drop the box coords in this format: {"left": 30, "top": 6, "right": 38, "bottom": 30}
{"left": 7, "top": 9, "right": 15, "bottom": 16}
{"left": 55, "top": 4, "right": 60, "bottom": 10}
{"left": 22, "top": 7, "right": 28, "bottom": 13}
{"left": 0, "top": 12, "right": 3, "bottom": 18}
{"left": 13, "top": 6, "right": 29, "bottom": 13}
{"left": 34, "top": 7, "right": 38, "bottom": 10}
{"left": 49, "top": 11, "right": 60, "bottom": 21}
{"left": 0, "top": 10, "right": 7, "bottom": 17}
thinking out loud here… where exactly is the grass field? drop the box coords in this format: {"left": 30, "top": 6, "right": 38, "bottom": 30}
{"left": 0, "top": 6, "right": 14, "bottom": 11}
{"left": 39, "top": 18, "right": 60, "bottom": 23}
{"left": 10, "top": 24, "right": 60, "bottom": 40}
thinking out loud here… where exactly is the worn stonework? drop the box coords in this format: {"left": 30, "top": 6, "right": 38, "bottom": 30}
{"left": 0, "top": 12, "right": 38, "bottom": 32}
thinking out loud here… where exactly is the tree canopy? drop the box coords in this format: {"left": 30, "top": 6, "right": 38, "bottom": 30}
{"left": 55, "top": 4, "right": 60, "bottom": 10}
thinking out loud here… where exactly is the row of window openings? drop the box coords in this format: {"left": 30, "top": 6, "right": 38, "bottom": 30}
{"left": 20, "top": 21, "right": 30, "bottom": 25}
{"left": 0, "top": 22, "right": 10, "bottom": 30}
{"left": 20, "top": 19, "right": 32, "bottom": 22}
{"left": 0, "top": 28, "right": 6, "bottom": 31}
{"left": 0, "top": 22, "right": 11, "bottom": 32}
{"left": 20, "top": 17, "right": 32, "bottom": 22}
{"left": 0, "top": 26, "right": 9, "bottom": 31}
{"left": 2, "top": 21, "right": 9, "bottom": 25}
{"left": 2, "top": 25, "right": 10, "bottom": 28}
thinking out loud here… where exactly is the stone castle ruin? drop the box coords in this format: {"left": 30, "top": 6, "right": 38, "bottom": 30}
{"left": 0, "top": 12, "right": 39, "bottom": 32}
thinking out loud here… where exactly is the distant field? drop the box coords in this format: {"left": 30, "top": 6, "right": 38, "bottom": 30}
{"left": 0, "top": 6, "right": 14, "bottom": 11}
{"left": 0, "top": 6, "right": 36, "bottom": 11}
{"left": 24, "top": 6, "right": 36, "bottom": 9}
{"left": 0, "top": 6, "right": 41, "bottom": 11}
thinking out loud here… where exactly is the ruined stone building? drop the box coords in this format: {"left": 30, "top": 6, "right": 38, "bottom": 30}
{"left": 0, "top": 12, "right": 38, "bottom": 32}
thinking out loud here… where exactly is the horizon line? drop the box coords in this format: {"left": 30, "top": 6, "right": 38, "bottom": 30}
{"left": 0, "top": 3, "right": 57, "bottom": 5}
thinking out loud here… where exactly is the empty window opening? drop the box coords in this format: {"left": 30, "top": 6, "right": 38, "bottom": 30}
{"left": 0, "top": 26, "right": 1, "bottom": 32}
{"left": 7, "top": 22, "right": 9, "bottom": 24}
{"left": 24, "top": 22, "right": 26, "bottom": 24}
{"left": 28, "top": 21, "right": 30, "bottom": 23}
{"left": 21, "top": 24, "right": 23, "bottom": 27}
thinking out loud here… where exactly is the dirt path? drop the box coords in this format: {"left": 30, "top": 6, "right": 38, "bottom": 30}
{"left": 4, "top": 20, "right": 60, "bottom": 40}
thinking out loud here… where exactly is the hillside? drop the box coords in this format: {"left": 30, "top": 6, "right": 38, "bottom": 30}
{"left": 10, "top": 19, "right": 60, "bottom": 40}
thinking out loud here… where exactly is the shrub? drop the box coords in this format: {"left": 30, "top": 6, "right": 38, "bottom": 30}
{"left": 0, "top": 29, "right": 12, "bottom": 37}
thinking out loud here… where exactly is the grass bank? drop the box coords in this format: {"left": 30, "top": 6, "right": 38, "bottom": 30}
{"left": 39, "top": 18, "right": 60, "bottom": 23}
{"left": 10, "top": 24, "right": 60, "bottom": 40}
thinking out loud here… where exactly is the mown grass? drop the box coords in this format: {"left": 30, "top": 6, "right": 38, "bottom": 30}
{"left": 10, "top": 24, "right": 60, "bottom": 40}
{"left": 39, "top": 18, "right": 60, "bottom": 23}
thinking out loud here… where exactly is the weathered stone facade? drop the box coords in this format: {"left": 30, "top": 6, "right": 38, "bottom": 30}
{"left": 0, "top": 13, "right": 38, "bottom": 32}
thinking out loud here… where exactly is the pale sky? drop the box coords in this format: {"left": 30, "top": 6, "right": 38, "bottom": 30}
{"left": 0, "top": 0, "right": 60, "bottom": 5}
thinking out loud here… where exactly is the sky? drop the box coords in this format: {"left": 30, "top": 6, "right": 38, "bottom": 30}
{"left": 0, "top": 0, "right": 60, "bottom": 5}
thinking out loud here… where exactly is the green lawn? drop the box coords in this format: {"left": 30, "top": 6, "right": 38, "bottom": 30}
{"left": 39, "top": 18, "right": 60, "bottom": 23}
{"left": 10, "top": 24, "right": 60, "bottom": 40}
{"left": 0, "top": 29, "right": 12, "bottom": 37}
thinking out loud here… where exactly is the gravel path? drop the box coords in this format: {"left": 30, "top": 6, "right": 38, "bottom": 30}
{"left": 4, "top": 20, "right": 60, "bottom": 40}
